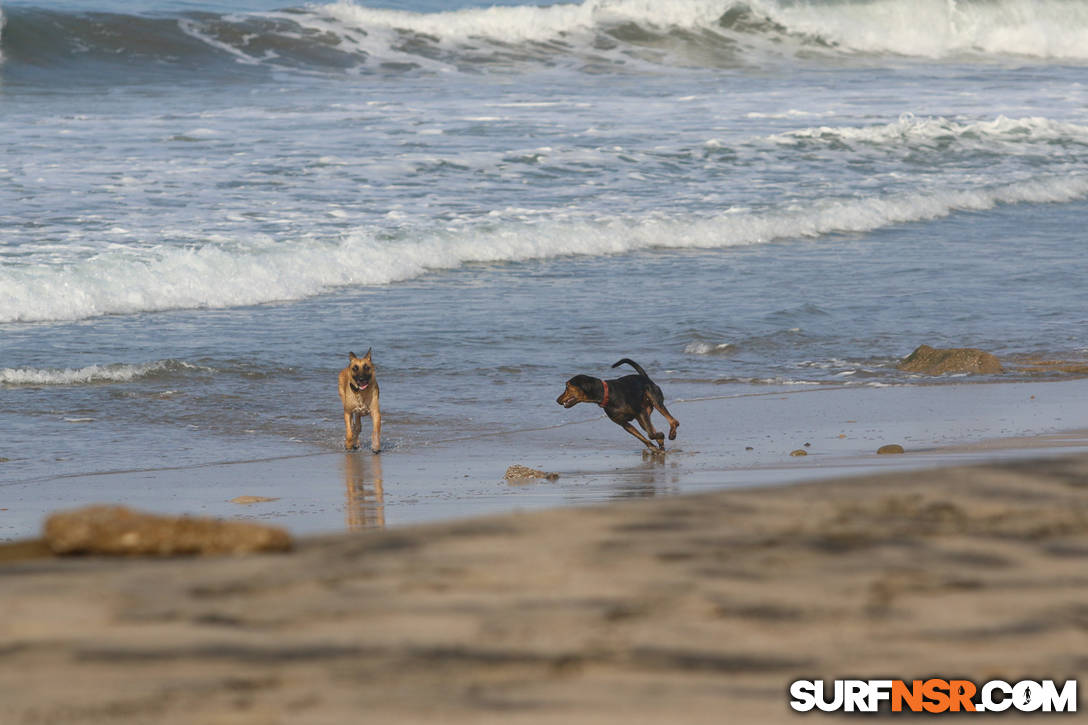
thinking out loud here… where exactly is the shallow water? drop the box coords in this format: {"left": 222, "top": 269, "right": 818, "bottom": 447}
{"left": 2, "top": 0, "right": 1087, "bottom": 491}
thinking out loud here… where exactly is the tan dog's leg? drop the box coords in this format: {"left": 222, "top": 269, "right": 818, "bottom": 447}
{"left": 351, "top": 412, "right": 363, "bottom": 448}
{"left": 370, "top": 398, "right": 382, "bottom": 453}
{"left": 343, "top": 411, "right": 354, "bottom": 449}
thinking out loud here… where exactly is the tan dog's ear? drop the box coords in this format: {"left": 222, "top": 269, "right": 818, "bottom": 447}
{"left": 363, "top": 348, "right": 372, "bottom": 360}
{"left": 348, "top": 351, "right": 358, "bottom": 361}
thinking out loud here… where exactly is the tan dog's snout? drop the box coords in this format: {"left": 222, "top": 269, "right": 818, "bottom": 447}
{"left": 352, "top": 362, "right": 373, "bottom": 387}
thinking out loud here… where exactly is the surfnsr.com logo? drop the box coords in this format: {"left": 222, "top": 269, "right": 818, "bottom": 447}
{"left": 789, "top": 679, "right": 1078, "bottom": 713}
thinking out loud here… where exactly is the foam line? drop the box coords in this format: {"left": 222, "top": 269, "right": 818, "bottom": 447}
{"left": 3, "top": 174, "right": 1087, "bottom": 324}
{"left": 0, "top": 360, "right": 203, "bottom": 386}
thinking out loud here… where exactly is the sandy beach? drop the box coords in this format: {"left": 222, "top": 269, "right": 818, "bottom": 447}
{"left": 2, "top": 378, "right": 1088, "bottom": 722}
{"left": 2, "top": 449, "right": 1087, "bottom": 723}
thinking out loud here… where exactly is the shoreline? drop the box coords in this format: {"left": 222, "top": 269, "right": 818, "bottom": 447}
{"left": 4, "top": 377, "right": 1088, "bottom": 541}
{"left": 2, "top": 450, "right": 1086, "bottom": 722}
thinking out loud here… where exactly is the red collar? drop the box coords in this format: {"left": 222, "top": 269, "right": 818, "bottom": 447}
{"left": 599, "top": 380, "right": 609, "bottom": 408}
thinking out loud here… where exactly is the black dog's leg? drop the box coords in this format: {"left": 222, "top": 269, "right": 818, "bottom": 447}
{"left": 636, "top": 410, "right": 666, "bottom": 449}
{"left": 649, "top": 387, "right": 680, "bottom": 441}
{"left": 619, "top": 421, "right": 659, "bottom": 450}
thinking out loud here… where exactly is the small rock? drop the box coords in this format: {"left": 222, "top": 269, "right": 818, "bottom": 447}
{"left": 790, "top": 449, "right": 807, "bottom": 457}
{"left": 0, "top": 457, "right": 9, "bottom": 463}
{"left": 897, "top": 344, "right": 1003, "bottom": 375}
{"left": 877, "top": 444, "right": 905, "bottom": 455}
{"left": 230, "top": 496, "right": 280, "bottom": 505}
{"left": 43, "top": 505, "right": 292, "bottom": 556}
{"left": 504, "top": 464, "right": 559, "bottom": 481}
{"left": 745, "top": 446, "right": 754, "bottom": 451}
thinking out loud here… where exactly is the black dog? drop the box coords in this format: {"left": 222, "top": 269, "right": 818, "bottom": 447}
{"left": 556, "top": 359, "right": 679, "bottom": 451}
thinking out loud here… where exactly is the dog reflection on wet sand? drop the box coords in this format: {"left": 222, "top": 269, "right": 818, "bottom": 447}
{"left": 343, "top": 451, "right": 384, "bottom": 529}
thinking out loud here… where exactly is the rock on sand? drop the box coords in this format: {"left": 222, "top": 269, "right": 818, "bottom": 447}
{"left": 504, "top": 464, "right": 559, "bottom": 481}
{"left": 897, "top": 344, "right": 1003, "bottom": 375}
{"left": 43, "top": 505, "right": 291, "bottom": 556}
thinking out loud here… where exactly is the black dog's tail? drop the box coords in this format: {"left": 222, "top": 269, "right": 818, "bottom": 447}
{"left": 612, "top": 358, "right": 649, "bottom": 378}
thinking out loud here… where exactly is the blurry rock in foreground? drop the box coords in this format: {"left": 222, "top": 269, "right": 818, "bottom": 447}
{"left": 897, "top": 344, "right": 1004, "bottom": 375}
{"left": 44, "top": 505, "right": 292, "bottom": 556}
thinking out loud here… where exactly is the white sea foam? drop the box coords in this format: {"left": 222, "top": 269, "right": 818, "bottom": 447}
{"left": 318, "top": 0, "right": 728, "bottom": 45}
{"left": 0, "top": 360, "right": 203, "bottom": 386}
{"left": 752, "top": 0, "right": 1088, "bottom": 60}
{"left": 177, "top": 18, "right": 264, "bottom": 66}
{"left": 684, "top": 341, "right": 735, "bottom": 355}
{"left": 306, "top": 0, "right": 1088, "bottom": 63}
{"left": 2, "top": 173, "right": 1086, "bottom": 323}
{"left": 768, "top": 114, "right": 1088, "bottom": 149}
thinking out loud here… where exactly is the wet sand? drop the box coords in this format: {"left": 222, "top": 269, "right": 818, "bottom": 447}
{"left": 4, "top": 378, "right": 1088, "bottom": 540}
{"left": 2, "top": 449, "right": 1088, "bottom": 723}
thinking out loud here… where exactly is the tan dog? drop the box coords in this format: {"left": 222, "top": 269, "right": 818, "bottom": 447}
{"left": 338, "top": 349, "right": 381, "bottom": 452}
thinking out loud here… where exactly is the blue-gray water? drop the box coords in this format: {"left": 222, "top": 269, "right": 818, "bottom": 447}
{"left": 2, "top": 0, "right": 1087, "bottom": 485}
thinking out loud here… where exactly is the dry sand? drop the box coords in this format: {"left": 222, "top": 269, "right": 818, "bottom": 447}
{"left": 2, "top": 451, "right": 1087, "bottom": 723}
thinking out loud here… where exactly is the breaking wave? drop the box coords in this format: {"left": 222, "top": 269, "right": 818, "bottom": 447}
{"left": 3, "top": 172, "right": 1087, "bottom": 323}
{"left": 685, "top": 341, "right": 737, "bottom": 355}
{"left": 2, "top": 0, "right": 1088, "bottom": 83}
{"left": 0, "top": 360, "right": 207, "bottom": 386}
{"left": 766, "top": 114, "right": 1088, "bottom": 150}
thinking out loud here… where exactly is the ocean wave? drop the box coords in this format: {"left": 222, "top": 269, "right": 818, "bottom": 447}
{"left": 316, "top": 0, "right": 730, "bottom": 46}
{"left": 684, "top": 327, "right": 805, "bottom": 357}
{"left": 314, "top": 0, "right": 1088, "bottom": 63}
{"left": 757, "top": 0, "right": 1088, "bottom": 60}
{"left": 684, "top": 341, "right": 737, "bottom": 355}
{"left": 3, "top": 173, "right": 1087, "bottom": 323}
{"left": 767, "top": 114, "right": 1088, "bottom": 150}
{"left": 0, "top": 359, "right": 208, "bottom": 386}
{"left": 2, "top": 0, "right": 1087, "bottom": 81}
